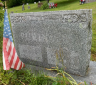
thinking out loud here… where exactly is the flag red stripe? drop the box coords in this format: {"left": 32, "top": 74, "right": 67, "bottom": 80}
{"left": 19, "top": 62, "right": 22, "bottom": 70}
{"left": 3, "top": 38, "right": 25, "bottom": 70}
{"left": 8, "top": 42, "right": 14, "bottom": 63}
{"left": 6, "top": 39, "right": 10, "bottom": 52}
{"left": 10, "top": 46, "right": 16, "bottom": 67}
{"left": 7, "top": 41, "right": 12, "bottom": 60}
{"left": 14, "top": 56, "right": 20, "bottom": 69}
{"left": 23, "top": 63, "right": 25, "bottom": 68}
{"left": 3, "top": 38, "right": 10, "bottom": 70}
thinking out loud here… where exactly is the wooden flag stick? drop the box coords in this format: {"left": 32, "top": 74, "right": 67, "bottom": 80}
{"left": 5, "top": 1, "right": 7, "bottom": 9}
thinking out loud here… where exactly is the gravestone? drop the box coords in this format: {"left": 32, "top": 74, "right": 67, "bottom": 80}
{"left": 28, "top": 6, "right": 30, "bottom": 9}
{"left": 26, "top": 3, "right": 28, "bottom": 5}
{"left": 10, "top": 10, "right": 92, "bottom": 76}
{"left": 34, "top": 2, "right": 36, "bottom": 4}
{"left": 22, "top": 4, "right": 25, "bottom": 11}
{"left": 38, "top": 2, "right": 43, "bottom": 7}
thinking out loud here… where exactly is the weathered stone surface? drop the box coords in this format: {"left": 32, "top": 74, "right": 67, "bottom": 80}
{"left": 70, "top": 61, "right": 96, "bottom": 84}
{"left": 10, "top": 10, "right": 92, "bottom": 76}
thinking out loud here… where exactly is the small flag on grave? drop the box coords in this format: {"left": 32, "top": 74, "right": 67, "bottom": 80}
{"left": 3, "top": 9, "right": 25, "bottom": 70}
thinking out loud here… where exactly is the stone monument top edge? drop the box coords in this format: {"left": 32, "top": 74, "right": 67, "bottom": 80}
{"left": 10, "top": 9, "right": 92, "bottom": 16}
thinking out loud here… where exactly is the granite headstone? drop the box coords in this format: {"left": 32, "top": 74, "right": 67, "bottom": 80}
{"left": 22, "top": 4, "right": 25, "bottom": 11}
{"left": 38, "top": 2, "right": 43, "bottom": 7}
{"left": 34, "top": 2, "right": 36, "bottom": 4}
{"left": 10, "top": 10, "right": 92, "bottom": 76}
{"left": 28, "top": 6, "right": 30, "bottom": 9}
{"left": 26, "top": 3, "right": 28, "bottom": 5}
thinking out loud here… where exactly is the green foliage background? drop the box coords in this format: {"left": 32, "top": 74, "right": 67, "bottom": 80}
{"left": 0, "top": 0, "right": 4, "bottom": 23}
{"left": 0, "top": 0, "right": 4, "bottom": 73}
{"left": 7, "top": 0, "right": 43, "bottom": 8}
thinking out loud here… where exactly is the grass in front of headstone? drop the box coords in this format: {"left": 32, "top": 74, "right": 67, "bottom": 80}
{"left": 0, "top": 69, "right": 74, "bottom": 85}
{"left": 0, "top": 60, "right": 87, "bottom": 85}
{"left": 0, "top": 68, "right": 52, "bottom": 85}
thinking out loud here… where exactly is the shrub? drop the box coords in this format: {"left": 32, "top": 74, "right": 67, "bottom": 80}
{"left": 41, "top": 2, "right": 49, "bottom": 10}
{"left": 7, "top": 0, "right": 23, "bottom": 8}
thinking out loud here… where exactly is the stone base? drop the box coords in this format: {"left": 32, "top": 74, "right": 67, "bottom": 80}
{"left": 23, "top": 61, "right": 96, "bottom": 85}
{"left": 70, "top": 61, "right": 96, "bottom": 85}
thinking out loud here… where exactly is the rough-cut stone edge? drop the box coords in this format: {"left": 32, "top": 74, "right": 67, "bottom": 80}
{"left": 10, "top": 9, "right": 92, "bottom": 16}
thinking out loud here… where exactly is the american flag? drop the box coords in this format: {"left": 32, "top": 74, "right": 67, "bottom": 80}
{"left": 3, "top": 10, "right": 25, "bottom": 70}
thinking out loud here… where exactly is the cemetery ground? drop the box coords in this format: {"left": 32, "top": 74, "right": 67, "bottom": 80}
{"left": 0, "top": 0, "right": 96, "bottom": 84}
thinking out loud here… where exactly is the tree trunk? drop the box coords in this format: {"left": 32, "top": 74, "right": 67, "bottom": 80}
{"left": 47, "top": 0, "right": 49, "bottom": 3}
